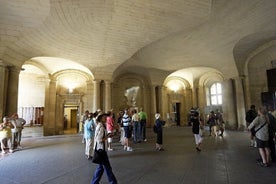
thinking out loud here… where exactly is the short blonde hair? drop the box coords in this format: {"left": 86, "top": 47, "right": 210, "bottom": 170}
{"left": 258, "top": 106, "right": 268, "bottom": 115}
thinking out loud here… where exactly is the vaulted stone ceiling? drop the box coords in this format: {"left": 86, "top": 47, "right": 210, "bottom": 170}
{"left": 1, "top": 0, "right": 276, "bottom": 81}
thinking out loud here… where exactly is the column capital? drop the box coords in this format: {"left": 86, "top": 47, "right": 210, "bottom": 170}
{"left": 0, "top": 60, "right": 8, "bottom": 67}
{"left": 158, "top": 85, "right": 167, "bottom": 90}
{"left": 104, "top": 80, "right": 111, "bottom": 84}
{"left": 232, "top": 75, "right": 245, "bottom": 80}
{"left": 8, "top": 65, "right": 23, "bottom": 74}
{"left": 86, "top": 80, "right": 93, "bottom": 85}
{"left": 48, "top": 74, "right": 57, "bottom": 82}
{"left": 93, "top": 79, "right": 101, "bottom": 84}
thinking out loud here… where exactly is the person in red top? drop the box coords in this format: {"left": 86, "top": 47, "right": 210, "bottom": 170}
{"left": 106, "top": 111, "right": 115, "bottom": 151}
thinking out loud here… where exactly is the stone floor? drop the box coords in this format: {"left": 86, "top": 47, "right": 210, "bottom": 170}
{"left": 0, "top": 126, "right": 275, "bottom": 184}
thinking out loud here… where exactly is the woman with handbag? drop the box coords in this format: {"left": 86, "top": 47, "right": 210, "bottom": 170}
{"left": 91, "top": 114, "right": 117, "bottom": 184}
{"left": 154, "top": 113, "right": 165, "bottom": 151}
{"left": 248, "top": 106, "right": 271, "bottom": 167}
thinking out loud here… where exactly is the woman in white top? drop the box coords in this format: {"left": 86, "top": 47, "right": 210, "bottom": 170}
{"left": 92, "top": 113, "right": 117, "bottom": 184}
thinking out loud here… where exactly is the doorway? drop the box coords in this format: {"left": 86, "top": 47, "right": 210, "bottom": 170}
{"left": 171, "top": 102, "right": 181, "bottom": 126}
{"left": 175, "top": 103, "right": 180, "bottom": 126}
{"left": 64, "top": 105, "right": 79, "bottom": 134}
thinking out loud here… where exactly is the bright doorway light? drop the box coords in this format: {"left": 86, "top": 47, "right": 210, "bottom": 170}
{"left": 166, "top": 80, "right": 183, "bottom": 92}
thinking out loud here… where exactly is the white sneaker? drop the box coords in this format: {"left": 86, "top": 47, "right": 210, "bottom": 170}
{"left": 144, "top": 139, "right": 147, "bottom": 142}
{"left": 124, "top": 146, "right": 127, "bottom": 150}
{"left": 1, "top": 151, "right": 5, "bottom": 155}
{"left": 108, "top": 148, "right": 113, "bottom": 151}
{"left": 127, "top": 147, "right": 133, "bottom": 152}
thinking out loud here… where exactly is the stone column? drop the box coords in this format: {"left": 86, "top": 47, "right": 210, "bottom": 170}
{"left": 6, "top": 65, "right": 21, "bottom": 116}
{"left": 243, "top": 75, "right": 251, "bottom": 109}
{"left": 192, "top": 84, "right": 198, "bottom": 107}
{"left": 179, "top": 88, "right": 187, "bottom": 126}
{"left": 222, "top": 79, "right": 237, "bottom": 129}
{"left": 104, "top": 80, "right": 111, "bottom": 112}
{"left": 93, "top": 80, "right": 101, "bottom": 112}
{"left": 159, "top": 85, "right": 168, "bottom": 122}
{"left": 183, "top": 88, "right": 193, "bottom": 125}
{"left": 55, "top": 93, "right": 64, "bottom": 134}
{"left": 150, "top": 85, "right": 157, "bottom": 126}
{"left": 0, "top": 61, "right": 9, "bottom": 119}
{"left": 86, "top": 81, "right": 93, "bottom": 111}
{"left": 197, "top": 85, "right": 206, "bottom": 115}
{"left": 234, "top": 76, "right": 246, "bottom": 130}
{"left": 184, "top": 88, "right": 193, "bottom": 110}
{"left": 140, "top": 85, "right": 146, "bottom": 111}
{"left": 44, "top": 76, "right": 57, "bottom": 136}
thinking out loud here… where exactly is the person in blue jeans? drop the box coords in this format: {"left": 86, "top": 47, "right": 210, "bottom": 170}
{"left": 138, "top": 108, "right": 147, "bottom": 142}
{"left": 132, "top": 109, "right": 141, "bottom": 143}
{"left": 91, "top": 114, "right": 117, "bottom": 184}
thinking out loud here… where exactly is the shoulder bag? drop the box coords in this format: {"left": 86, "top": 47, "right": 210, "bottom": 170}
{"left": 254, "top": 122, "right": 267, "bottom": 134}
{"left": 92, "top": 129, "right": 107, "bottom": 164}
{"left": 92, "top": 142, "right": 107, "bottom": 164}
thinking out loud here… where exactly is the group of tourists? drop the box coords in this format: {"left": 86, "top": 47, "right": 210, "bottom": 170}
{"left": 81, "top": 107, "right": 163, "bottom": 184}
{"left": 190, "top": 108, "right": 226, "bottom": 153}
{"left": 206, "top": 109, "right": 225, "bottom": 137}
{"left": 0, "top": 113, "right": 26, "bottom": 155}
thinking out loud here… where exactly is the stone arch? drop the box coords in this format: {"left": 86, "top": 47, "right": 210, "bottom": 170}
{"left": 164, "top": 76, "right": 191, "bottom": 91}
{"left": 243, "top": 40, "right": 276, "bottom": 108}
{"left": 163, "top": 76, "right": 192, "bottom": 126}
{"left": 244, "top": 40, "right": 276, "bottom": 75}
{"left": 43, "top": 69, "right": 94, "bottom": 136}
{"left": 52, "top": 69, "right": 94, "bottom": 94}
{"left": 199, "top": 71, "right": 224, "bottom": 88}
{"left": 24, "top": 60, "right": 49, "bottom": 75}
{"left": 233, "top": 30, "right": 276, "bottom": 76}
{"left": 52, "top": 69, "right": 93, "bottom": 81}
{"left": 112, "top": 72, "right": 151, "bottom": 113}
